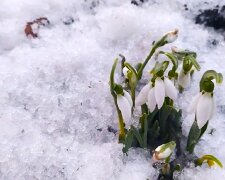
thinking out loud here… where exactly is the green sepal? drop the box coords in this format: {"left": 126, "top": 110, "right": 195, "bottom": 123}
{"left": 182, "top": 56, "right": 192, "bottom": 72}
{"left": 188, "top": 55, "right": 200, "bottom": 71}
{"left": 151, "top": 61, "right": 169, "bottom": 77}
{"left": 200, "top": 70, "right": 223, "bottom": 91}
{"left": 114, "top": 84, "right": 124, "bottom": 95}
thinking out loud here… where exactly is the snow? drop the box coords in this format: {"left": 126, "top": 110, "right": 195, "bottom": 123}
{"left": 0, "top": 0, "right": 225, "bottom": 179}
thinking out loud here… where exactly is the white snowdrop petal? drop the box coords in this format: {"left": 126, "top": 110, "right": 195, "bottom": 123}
{"left": 155, "top": 78, "right": 165, "bottom": 109}
{"left": 147, "top": 88, "right": 156, "bottom": 113}
{"left": 178, "top": 70, "right": 190, "bottom": 88}
{"left": 164, "top": 77, "right": 178, "bottom": 100}
{"left": 187, "top": 92, "right": 201, "bottom": 113}
{"left": 117, "top": 95, "right": 131, "bottom": 122}
{"left": 122, "top": 67, "right": 129, "bottom": 78}
{"left": 123, "top": 90, "right": 133, "bottom": 107}
{"left": 135, "top": 83, "right": 151, "bottom": 106}
{"left": 209, "top": 96, "right": 216, "bottom": 119}
{"left": 155, "top": 144, "right": 163, "bottom": 151}
{"left": 165, "top": 30, "right": 178, "bottom": 43}
{"left": 158, "top": 148, "right": 172, "bottom": 159}
{"left": 196, "top": 93, "right": 213, "bottom": 129}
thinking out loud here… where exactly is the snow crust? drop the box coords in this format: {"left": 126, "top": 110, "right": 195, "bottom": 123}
{"left": 0, "top": 0, "right": 225, "bottom": 179}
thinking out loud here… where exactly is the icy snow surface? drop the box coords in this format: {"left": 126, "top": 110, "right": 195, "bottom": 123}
{"left": 0, "top": 0, "right": 225, "bottom": 179}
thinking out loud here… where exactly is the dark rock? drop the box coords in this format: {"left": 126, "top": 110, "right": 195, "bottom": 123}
{"left": 63, "top": 17, "right": 74, "bottom": 25}
{"left": 195, "top": 5, "right": 225, "bottom": 30}
{"left": 107, "top": 126, "right": 117, "bottom": 134}
{"left": 207, "top": 38, "right": 219, "bottom": 48}
{"left": 184, "top": 4, "right": 188, "bottom": 11}
{"left": 131, "top": 0, "right": 145, "bottom": 6}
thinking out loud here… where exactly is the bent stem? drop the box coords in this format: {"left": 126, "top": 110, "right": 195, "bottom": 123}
{"left": 110, "top": 59, "right": 126, "bottom": 141}
{"left": 137, "top": 30, "right": 178, "bottom": 80}
{"left": 137, "top": 43, "right": 159, "bottom": 80}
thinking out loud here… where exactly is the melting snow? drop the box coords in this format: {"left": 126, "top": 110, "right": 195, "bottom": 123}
{"left": 0, "top": 0, "right": 225, "bottom": 179}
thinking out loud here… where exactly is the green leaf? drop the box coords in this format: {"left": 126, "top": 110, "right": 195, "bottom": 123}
{"left": 158, "top": 105, "right": 172, "bottom": 137}
{"left": 186, "top": 120, "right": 201, "bottom": 153}
{"left": 131, "top": 126, "right": 144, "bottom": 148}
{"left": 122, "top": 129, "right": 134, "bottom": 154}
{"left": 142, "top": 114, "right": 148, "bottom": 148}
{"left": 186, "top": 119, "right": 208, "bottom": 153}
{"left": 110, "top": 59, "right": 118, "bottom": 95}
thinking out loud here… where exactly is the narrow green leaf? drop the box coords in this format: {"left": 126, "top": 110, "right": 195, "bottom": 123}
{"left": 186, "top": 119, "right": 201, "bottom": 153}
{"left": 110, "top": 59, "right": 118, "bottom": 95}
{"left": 143, "top": 114, "right": 148, "bottom": 148}
{"left": 158, "top": 105, "right": 172, "bottom": 137}
{"left": 131, "top": 126, "right": 144, "bottom": 148}
{"left": 122, "top": 129, "right": 134, "bottom": 154}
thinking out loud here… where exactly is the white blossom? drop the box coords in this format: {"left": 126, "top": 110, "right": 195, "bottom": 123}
{"left": 178, "top": 69, "right": 190, "bottom": 89}
{"left": 153, "top": 141, "right": 176, "bottom": 160}
{"left": 136, "top": 77, "right": 177, "bottom": 112}
{"left": 188, "top": 92, "right": 215, "bottom": 129}
{"left": 165, "top": 29, "right": 178, "bottom": 43}
{"left": 117, "top": 90, "right": 132, "bottom": 122}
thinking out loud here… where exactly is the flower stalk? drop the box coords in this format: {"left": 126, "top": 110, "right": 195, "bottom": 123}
{"left": 137, "top": 29, "right": 178, "bottom": 80}
{"left": 110, "top": 59, "right": 126, "bottom": 141}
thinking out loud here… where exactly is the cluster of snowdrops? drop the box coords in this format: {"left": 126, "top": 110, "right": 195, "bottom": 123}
{"left": 109, "top": 30, "right": 223, "bottom": 179}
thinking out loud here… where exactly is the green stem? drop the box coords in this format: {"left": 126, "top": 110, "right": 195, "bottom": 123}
{"left": 131, "top": 86, "right": 135, "bottom": 108}
{"left": 110, "top": 59, "right": 126, "bottom": 141}
{"left": 137, "top": 47, "right": 156, "bottom": 80}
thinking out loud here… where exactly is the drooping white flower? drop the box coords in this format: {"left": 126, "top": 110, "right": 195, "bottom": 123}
{"left": 155, "top": 77, "right": 165, "bottom": 109}
{"left": 188, "top": 92, "right": 215, "bottom": 129}
{"left": 135, "top": 83, "right": 151, "bottom": 106}
{"left": 117, "top": 90, "right": 132, "bottom": 122}
{"left": 164, "top": 77, "right": 178, "bottom": 101}
{"left": 164, "top": 29, "right": 178, "bottom": 43}
{"left": 136, "top": 77, "right": 177, "bottom": 112}
{"left": 153, "top": 141, "right": 176, "bottom": 160}
{"left": 178, "top": 69, "right": 190, "bottom": 89}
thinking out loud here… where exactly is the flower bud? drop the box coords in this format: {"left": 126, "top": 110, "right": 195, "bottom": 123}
{"left": 164, "top": 29, "right": 178, "bottom": 43}
{"left": 178, "top": 69, "right": 190, "bottom": 89}
{"left": 153, "top": 141, "right": 176, "bottom": 160}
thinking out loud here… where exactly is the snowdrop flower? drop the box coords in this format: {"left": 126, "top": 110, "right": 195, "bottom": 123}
{"left": 136, "top": 77, "right": 177, "bottom": 112}
{"left": 153, "top": 141, "right": 176, "bottom": 160}
{"left": 164, "top": 29, "right": 178, "bottom": 43}
{"left": 178, "top": 69, "right": 190, "bottom": 89}
{"left": 117, "top": 90, "right": 132, "bottom": 122}
{"left": 188, "top": 92, "right": 215, "bottom": 129}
